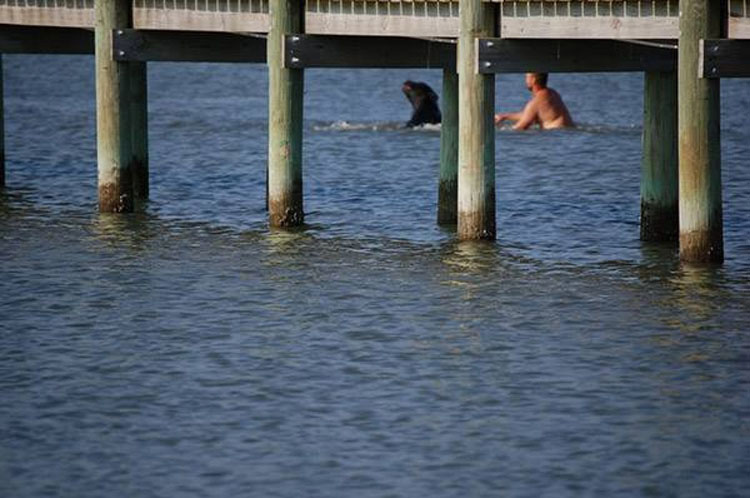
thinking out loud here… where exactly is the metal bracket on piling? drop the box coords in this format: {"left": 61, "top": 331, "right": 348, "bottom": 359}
{"left": 700, "top": 39, "right": 750, "bottom": 78}
{"left": 282, "top": 34, "right": 301, "bottom": 68}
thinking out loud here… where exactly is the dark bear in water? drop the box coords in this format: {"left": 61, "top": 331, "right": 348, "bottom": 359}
{"left": 402, "top": 80, "right": 442, "bottom": 128}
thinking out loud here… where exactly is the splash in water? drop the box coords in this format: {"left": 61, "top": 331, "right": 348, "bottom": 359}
{"left": 311, "top": 120, "right": 441, "bottom": 132}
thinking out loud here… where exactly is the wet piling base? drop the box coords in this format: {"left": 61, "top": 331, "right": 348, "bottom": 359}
{"left": 680, "top": 225, "right": 724, "bottom": 264}
{"left": 268, "top": 188, "right": 304, "bottom": 227}
{"left": 98, "top": 179, "right": 133, "bottom": 213}
{"left": 437, "top": 179, "right": 457, "bottom": 226}
{"left": 131, "top": 156, "right": 148, "bottom": 201}
{"left": 458, "top": 190, "right": 496, "bottom": 240}
{"left": 640, "top": 201, "right": 678, "bottom": 242}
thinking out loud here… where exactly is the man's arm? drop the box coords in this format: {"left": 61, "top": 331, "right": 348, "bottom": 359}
{"left": 494, "top": 111, "right": 523, "bottom": 124}
{"left": 511, "top": 99, "right": 539, "bottom": 130}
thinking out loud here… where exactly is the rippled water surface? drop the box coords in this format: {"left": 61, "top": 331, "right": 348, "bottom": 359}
{"left": 1, "top": 56, "right": 749, "bottom": 497}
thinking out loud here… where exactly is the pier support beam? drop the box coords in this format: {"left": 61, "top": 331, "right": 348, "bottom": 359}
{"left": 130, "top": 61, "right": 148, "bottom": 200}
{"left": 438, "top": 68, "right": 458, "bottom": 225}
{"left": 457, "top": 0, "right": 496, "bottom": 240}
{"left": 95, "top": 0, "right": 133, "bottom": 212}
{"left": 268, "top": 0, "right": 304, "bottom": 227}
{"left": 678, "top": 0, "right": 723, "bottom": 262}
{"left": 641, "top": 71, "right": 678, "bottom": 242}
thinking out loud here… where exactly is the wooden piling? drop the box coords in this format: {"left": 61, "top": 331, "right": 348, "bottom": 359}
{"left": 641, "top": 71, "right": 678, "bottom": 242}
{"left": 130, "top": 61, "right": 148, "bottom": 200}
{"left": 457, "top": 0, "right": 496, "bottom": 240}
{"left": 267, "top": 0, "right": 304, "bottom": 227}
{"left": 678, "top": 0, "right": 723, "bottom": 262}
{"left": 0, "top": 55, "right": 4, "bottom": 189}
{"left": 438, "top": 68, "right": 458, "bottom": 225}
{"left": 95, "top": 0, "right": 133, "bottom": 212}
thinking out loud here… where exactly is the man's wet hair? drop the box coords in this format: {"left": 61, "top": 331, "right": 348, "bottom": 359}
{"left": 531, "top": 72, "right": 549, "bottom": 87}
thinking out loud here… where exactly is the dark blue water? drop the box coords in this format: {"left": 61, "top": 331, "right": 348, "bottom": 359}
{"left": 1, "top": 55, "right": 749, "bottom": 497}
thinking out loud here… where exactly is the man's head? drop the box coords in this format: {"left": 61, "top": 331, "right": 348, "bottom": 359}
{"left": 525, "top": 72, "right": 549, "bottom": 91}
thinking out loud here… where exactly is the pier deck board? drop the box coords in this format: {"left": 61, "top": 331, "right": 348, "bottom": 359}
{"left": 1, "top": 1, "right": 744, "bottom": 41}
{"left": 0, "top": 1, "right": 704, "bottom": 39}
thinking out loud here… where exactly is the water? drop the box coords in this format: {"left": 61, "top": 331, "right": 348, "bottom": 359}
{"left": 1, "top": 56, "right": 749, "bottom": 497}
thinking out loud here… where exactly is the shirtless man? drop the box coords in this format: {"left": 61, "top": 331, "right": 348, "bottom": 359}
{"left": 494, "top": 73, "right": 574, "bottom": 130}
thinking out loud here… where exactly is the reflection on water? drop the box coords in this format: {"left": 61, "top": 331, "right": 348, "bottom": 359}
{"left": 1, "top": 57, "right": 749, "bottom": 498}
{"left": 442, "top": 241, "right": 500, "bottom": 273}
{"left": 91, "top": 213, "right": 153, "bottom": 248}
{"left": 667, "top": 264, "right": 731, "bottom": 334}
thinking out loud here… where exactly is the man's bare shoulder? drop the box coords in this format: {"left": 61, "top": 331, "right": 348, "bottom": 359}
{"left": 534, "top": 87, "right": 574, "bottom": 128}
{"left": 523, "top": 95, "right": 540, "bottom": 112}
{"left": 533, "top": 88, "right": 559, "bottom": 102}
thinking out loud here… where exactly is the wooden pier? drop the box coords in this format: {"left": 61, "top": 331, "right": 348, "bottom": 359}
{"left": 1, "top": 1, "right": 748, "bottom": 262}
